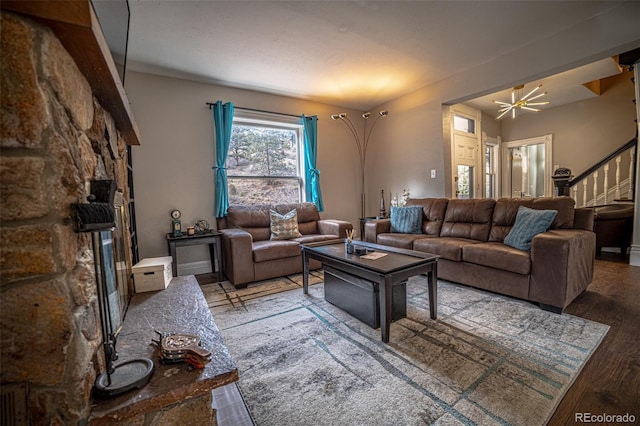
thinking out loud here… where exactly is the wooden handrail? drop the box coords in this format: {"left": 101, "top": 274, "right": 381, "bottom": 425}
{"left": 567, "top": 137, "right": 637, "bottom": 188}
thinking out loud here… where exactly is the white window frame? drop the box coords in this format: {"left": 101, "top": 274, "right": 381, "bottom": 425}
{"left": 484, "top": 134, "right": 500, "bottom": 199}
{"left": 227, "top": 110, "right": 306, "bottom": 205}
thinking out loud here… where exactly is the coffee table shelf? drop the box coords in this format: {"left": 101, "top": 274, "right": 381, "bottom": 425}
{"left": 301, "top": 240, "right": 439, "bottom": 343}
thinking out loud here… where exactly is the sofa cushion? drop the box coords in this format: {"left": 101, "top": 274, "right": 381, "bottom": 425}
{"left": 274, "top": 202, "right": 320, "bottom": 234}
{"left": 225, "top": 203, "right": 322, "bottom": 239}
{"left": 390, "top": 205, "right": 423, "bottom": 233}
{"left": 531, "top": 196, "right": 575, "bottom": 229}
{"left": 405, "top": 198, "right": 449, "bottom": 235}
{"left": 270, "top": 209, "right": 303, "bottom": 240}
{"left": 414, "top": 237, "right": 481, "bottom": 261}
{"left": 440, "top": 199, "right": 496, "bottom": 242}
{"left": 488, "top": 198, "right": 534, "bottom": 242}
{"left": 294, "top": 234, "right": 339, "bottom": 244}
{"left": 227, "top": 205, "right": 271, "bottom": 227}
{"left": 463, "top": 242, "right": 531, "bottom": 275}
{"left": 504, "top": 206, "right": 558, "bottom": 251}
{"left": 253, "top": 240, "right": 301, "bottom": 263}
{"left": 377, "top": 233, "right": 435, "bottom": 250}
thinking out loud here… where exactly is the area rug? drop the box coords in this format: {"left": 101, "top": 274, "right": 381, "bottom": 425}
{"left": 201, "top": 272, "right": 608, "bottom": 425}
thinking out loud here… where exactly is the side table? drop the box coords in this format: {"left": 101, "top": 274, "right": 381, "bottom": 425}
{"left": 166, "top": 232, "right": 223, "bottom": 281}
{"left": 359, "top": 216, "right": 381, "bottom": 241}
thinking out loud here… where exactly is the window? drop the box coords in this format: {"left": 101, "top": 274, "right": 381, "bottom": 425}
{"left": 453, "top": 114, "right": 475, "bottom": 134}
{"left": 457, "top": 165, "right": 473, "bottom": 199}
{"left": 226, "top": 113, "right": 304, "bottom": 205}
{"left": 485, "top": 145, "right": 497, "bottom": 198}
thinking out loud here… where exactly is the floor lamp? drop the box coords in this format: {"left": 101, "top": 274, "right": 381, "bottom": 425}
{"left": 331, "top": 110, "right": 388, "bottom": 220}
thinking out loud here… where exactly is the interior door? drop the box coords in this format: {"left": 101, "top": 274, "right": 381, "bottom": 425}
{"left": 501, "top": 134, "right": 553, "bottom": 198}
{"left": 451, "top": 106, "right": 482, "bottom": 198}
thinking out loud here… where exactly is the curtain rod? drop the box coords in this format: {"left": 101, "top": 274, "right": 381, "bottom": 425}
{"left": 205, "top": 103, "right": 315, "bottom": 120}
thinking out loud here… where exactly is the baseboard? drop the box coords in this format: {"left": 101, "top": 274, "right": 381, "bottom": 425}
{"left": 601, "top": 247, "right": 624, "bottom": 254}
{"left": 177, "top": 260, "right": 212, "bottom": 276}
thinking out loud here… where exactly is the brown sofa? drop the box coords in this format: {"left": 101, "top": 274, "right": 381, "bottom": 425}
{"left": 364, "top": 197, "right": 596, "bottom": 313}
{"left": 217, "top": 202, "right": 353, "bottom": 287}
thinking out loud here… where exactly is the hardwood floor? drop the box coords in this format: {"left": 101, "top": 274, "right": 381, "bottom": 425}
{"left": 549, "top": 253, "right": 640, "bottom": 425}
{"left": 202, "top": 254, "right": 640, "bottom": 425}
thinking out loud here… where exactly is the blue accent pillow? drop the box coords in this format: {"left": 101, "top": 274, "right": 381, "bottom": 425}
{"left": 390, "top": 206, "right": 423, "bottom": 234}
{"left": 504, "top": 206, "right": 558, "bottom": 251}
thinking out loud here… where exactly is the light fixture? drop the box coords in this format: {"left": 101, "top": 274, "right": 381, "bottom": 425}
{"left": 331, "top": 110, "right": 388, "bottom": 218}
{"left": 493, "top": 84, "right": 549, "bottom": 119}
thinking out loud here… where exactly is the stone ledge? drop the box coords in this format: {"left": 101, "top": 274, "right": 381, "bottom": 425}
{"left": 89, "top": 275, "right": 238, "bottom": 425}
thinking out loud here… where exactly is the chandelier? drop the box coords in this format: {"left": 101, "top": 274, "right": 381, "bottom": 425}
{"left": 493, "top": 84, "right": 549, "bottom": 119}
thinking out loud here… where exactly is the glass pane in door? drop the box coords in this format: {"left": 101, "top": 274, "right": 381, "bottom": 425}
{"left": 457, "top": 165, "right": 473, "bottom": 199}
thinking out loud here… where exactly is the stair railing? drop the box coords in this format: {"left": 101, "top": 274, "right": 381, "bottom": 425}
{"left": 566, "top": 136, "right": 637, "bottom": 207}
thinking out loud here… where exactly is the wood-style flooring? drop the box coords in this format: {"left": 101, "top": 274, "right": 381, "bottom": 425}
{"left": 202, "top": 253, "right": 640, "bottom": 425}
{"left": 549, "top": 253, "right": 640, "bottom": 425}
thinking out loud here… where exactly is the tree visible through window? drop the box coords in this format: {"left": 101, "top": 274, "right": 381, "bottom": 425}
{"left": 226, "top": 121, "right": 303, "bottom": 205}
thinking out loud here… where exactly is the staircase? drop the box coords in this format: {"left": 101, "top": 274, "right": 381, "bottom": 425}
{"left": 565, "top": 137, "right": 637, "bottom": 207}
{"left": 562, "top": 136, "right": 637, "bottom": 260}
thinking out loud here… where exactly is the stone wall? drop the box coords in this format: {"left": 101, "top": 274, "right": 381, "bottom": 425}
{"left": 0, "top": 11, "right": 131, "bottom": 424}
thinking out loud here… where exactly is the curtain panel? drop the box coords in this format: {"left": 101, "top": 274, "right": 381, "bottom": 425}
{"left": 212, "top": 101, "right": 235, "bottom": 218}
{"left": 302, "top": 115, "right": 324, "bottom": 211}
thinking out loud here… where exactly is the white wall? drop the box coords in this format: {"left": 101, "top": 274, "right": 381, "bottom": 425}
{"left": 125, "top": 72, "right": 365, "bottom": 270}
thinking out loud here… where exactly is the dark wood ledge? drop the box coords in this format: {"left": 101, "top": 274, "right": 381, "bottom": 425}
{"left": 89, "top": 276, "right": 238, "bottom": 424}
{"left": 1, "top": 1, "right": 141, "bottom": 145}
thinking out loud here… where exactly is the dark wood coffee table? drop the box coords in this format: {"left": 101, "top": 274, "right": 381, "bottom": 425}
{"left": 302, "top": 240, "right": 439, "bottom": 343}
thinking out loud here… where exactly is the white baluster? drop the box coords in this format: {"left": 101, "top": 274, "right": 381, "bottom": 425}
{"left": 603, "top": 163, "right": 609, "bottom": 205}
{"left": 629, "top": 146, "right": 636, "bottom": 200}
{"left": 572, "top": 186, "right": 578, "bottom": 205}
{"left": 582, "top": 180, "right": 588, "bottom": 207}
{"left": 592, "top": 171, "right": 598, "bottom": 206}
{"left": 615, "top": 155, "right": 622, "bottom": 200}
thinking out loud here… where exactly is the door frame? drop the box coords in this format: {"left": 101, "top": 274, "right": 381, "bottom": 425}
{"left": 501, "top": 134, "right": 553, "bottom": 198}
{"left": 483, "top": 133, "right": 501, "bottom": 199}
{"left": 450, "top": 104, "right": 482, "bottom": 198}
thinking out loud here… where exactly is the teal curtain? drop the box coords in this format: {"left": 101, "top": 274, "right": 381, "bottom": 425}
{"left": 212, "top": 101, "right": 234, "bottom": 218}
{"left": 302, "top": 115, "right": 324, "bottom": 211}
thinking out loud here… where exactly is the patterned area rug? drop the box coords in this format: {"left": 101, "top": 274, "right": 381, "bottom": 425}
{"left": 202, "top": 272, "right": 608, "bottom": 425}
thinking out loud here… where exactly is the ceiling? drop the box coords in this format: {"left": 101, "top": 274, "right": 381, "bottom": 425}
{"left": 464, "top": 57, "right": 622, "bottom": 117}
{"left": 97, "top": 1, "right": 631, "bottom": 111}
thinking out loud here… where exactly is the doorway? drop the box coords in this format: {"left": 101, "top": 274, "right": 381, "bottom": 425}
{"left": 501, "top": 134, "right": 553, "bottom": 198}
{"left": 450, "top": 105, "right": 482, "bottom": 199}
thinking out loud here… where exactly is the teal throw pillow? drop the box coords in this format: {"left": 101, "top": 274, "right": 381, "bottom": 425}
{"left": 504, "top": 206, "right": 558, "bottom": 251}
{"left": 390, "top": 205, "right": 423, "bottom": 234}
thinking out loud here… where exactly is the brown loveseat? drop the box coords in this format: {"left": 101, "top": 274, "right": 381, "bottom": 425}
{"left": 217, "top": 202, "right": 353, "bottom": 287}
{"left": 364, "top": 197, "right": 595, "bottom": 313}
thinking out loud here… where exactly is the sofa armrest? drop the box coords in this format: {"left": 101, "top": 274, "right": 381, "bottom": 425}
{"left": 529, "top": 229, "right": 595, "bottom": 311}
{"left": 364, "top": 219, "right": 391, "bottom": 243}
{"left": 317, "top": 220, "right": 353, "bottom": 238}
{"left": 573, "top": 208, "right": 594, "bottom": 231}
{"left": 219, "top": 228, "right": 255, "bottom": 285}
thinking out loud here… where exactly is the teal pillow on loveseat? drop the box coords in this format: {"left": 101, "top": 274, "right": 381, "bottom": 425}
{"left": 504, "top": 206, "right": 558, "bottom": 251}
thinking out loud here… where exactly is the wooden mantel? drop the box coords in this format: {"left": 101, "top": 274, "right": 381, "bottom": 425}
{"left": 2, "top": 0, "right": 141, "bottom": 145}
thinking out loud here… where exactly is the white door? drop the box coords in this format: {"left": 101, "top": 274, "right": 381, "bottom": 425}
{"left": 451, "top": 105, "right": 482, "bottom": 198}
{"left": 501, "top": 134, "right": 553, "bottom": 198}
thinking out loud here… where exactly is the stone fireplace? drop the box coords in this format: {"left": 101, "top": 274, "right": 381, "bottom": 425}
{"left": 0, "top": 10, "right": 134, "bottom": 423}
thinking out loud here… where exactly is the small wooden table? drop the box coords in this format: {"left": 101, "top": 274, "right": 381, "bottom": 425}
{"left": 301, "top": 240, "right": 439, "bottom": 343}
{"left": 166, "top": 232, "right": 222, "bottom": 281}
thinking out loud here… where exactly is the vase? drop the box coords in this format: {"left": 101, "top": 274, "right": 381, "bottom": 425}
{"left": 345, "top": 239, "right": 354, "bottom": 254}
